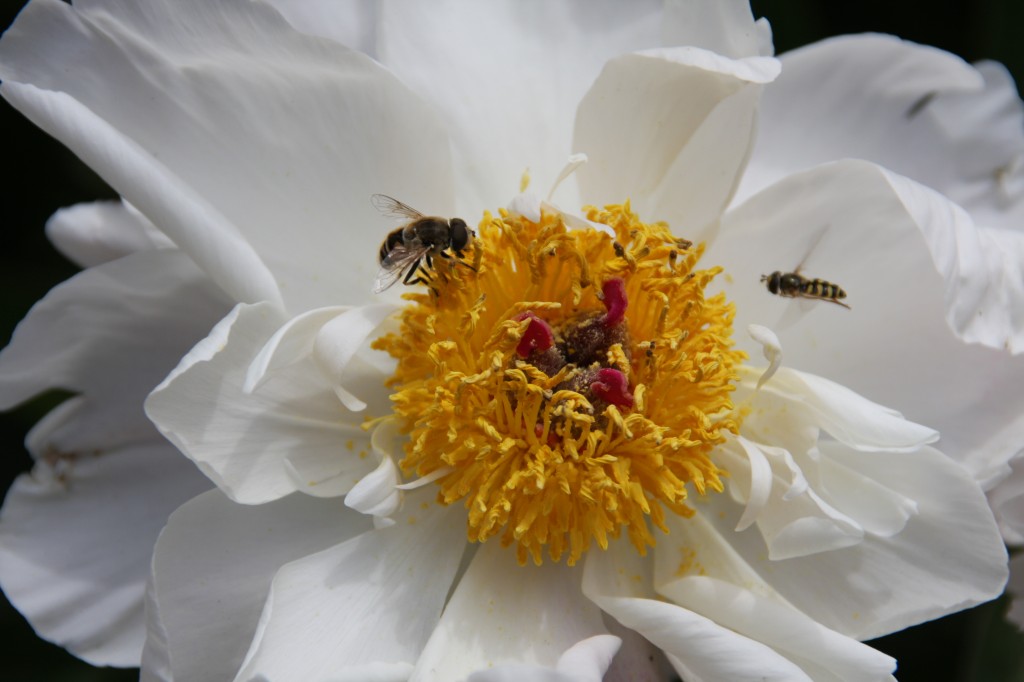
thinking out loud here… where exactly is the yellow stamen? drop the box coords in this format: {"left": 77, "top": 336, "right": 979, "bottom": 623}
{"left": 374, "top": 202, "right": 743, "bottom": 565}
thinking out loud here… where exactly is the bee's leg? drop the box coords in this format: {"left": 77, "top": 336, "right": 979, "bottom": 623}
{"left": 403, "top": 258, "right": 430, "bottom": 286}
{"left": 451, "top": 250, "right": 477, "bottom": 272}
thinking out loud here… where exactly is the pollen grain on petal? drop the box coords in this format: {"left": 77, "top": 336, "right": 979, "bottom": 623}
{"left": 373, "top": 202, "right": 744, "bottom": 565}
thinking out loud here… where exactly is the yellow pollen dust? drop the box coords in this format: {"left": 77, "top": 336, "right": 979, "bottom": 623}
{"left": 373, "top": 202, "right": 744, "bottom": 566}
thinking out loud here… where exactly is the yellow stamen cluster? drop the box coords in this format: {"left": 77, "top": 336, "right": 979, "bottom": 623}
{"left": 373, "top": 202, "right": 743, "bottom": 565}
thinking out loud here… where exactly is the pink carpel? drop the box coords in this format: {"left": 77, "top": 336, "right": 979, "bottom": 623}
{"left": 600, "top": 278, "right": 628, "bottom": 327}
{"left": 590, "top": 368, "right": 634, "bottom": 408}
{"left": 514, "top": 312, "right": 555, "bottom": 358}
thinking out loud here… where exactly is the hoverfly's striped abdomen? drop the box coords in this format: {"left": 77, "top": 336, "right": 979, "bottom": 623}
{"left": 801, "top": 278, "right": 847, "bottom": 302}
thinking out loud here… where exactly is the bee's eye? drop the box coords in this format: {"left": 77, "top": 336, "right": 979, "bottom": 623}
{"left": 450, "top": 219, "right": 470, "bottom": 251}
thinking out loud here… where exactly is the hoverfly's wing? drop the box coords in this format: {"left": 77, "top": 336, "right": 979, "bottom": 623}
{"left": 372, "top": 243, "right": 426, "bottom": 294}
{"left": 371, "top": 194, "right": 424, "bottom": 221}
{"left": 770, "top": 297, "right": 817, "bottom": 331}
{"left": 792, "top": 224, "right": 829, "bottom": 274}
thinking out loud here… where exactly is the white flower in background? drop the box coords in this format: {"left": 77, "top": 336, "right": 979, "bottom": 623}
{"left": 0, "top": 1, "right": 1019, "bottom": 680}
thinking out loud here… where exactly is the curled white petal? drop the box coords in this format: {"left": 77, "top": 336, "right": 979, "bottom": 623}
{"left": 343, "top": 418, "right": 408, "bottom": 521}
{"left": 732, "top": 436, "right": 774, "bottom": 531}
{"left": 245, "top": 306, "right": 349, "bottom": 394}
{"left": 747, "top": 323, "right": 782, "bottom": 389}
{"left": 546, "top": 152, "right": 589, "bottom": 203}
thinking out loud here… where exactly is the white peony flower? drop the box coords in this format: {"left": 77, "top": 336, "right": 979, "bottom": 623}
{"left": 0, "top": 0, "right": 1019, "bottom": 679}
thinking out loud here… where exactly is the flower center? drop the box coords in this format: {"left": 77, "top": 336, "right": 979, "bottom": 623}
{"left": 373, "top": 202, "right": 743, "bottom": 565}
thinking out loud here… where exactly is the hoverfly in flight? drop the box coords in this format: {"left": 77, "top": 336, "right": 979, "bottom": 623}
{"left": 761, "top": 228, "right": 850, "bottom": 309}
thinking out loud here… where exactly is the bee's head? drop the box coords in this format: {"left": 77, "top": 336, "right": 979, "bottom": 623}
{"left": 449, "top": 218, "right": 472, "bottom": 253}
{"left": 761, "top": 271, "right": 781, "bottom": 294}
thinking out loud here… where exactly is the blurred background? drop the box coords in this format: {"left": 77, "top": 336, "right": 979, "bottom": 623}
{"left": 1, "top": 1, "right": 1023, "bottom": 680}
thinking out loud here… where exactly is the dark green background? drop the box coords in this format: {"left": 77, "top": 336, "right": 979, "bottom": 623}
{"left": 1, "top": 1, "right": 1023, "bottom": 680}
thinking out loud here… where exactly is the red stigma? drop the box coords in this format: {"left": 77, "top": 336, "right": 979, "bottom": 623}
{"left": 514, "top": 312, "right": 555, "bottom": 358}
{"left": 590, "top": 368, "right": 634, "bottom": 408}
{"left": 600, "top": 278, "right": 628, "bottom": 327}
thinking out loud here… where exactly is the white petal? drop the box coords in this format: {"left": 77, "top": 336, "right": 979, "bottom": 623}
{"left": 739, "top": 366, "right": 938, "bottom": 454}
{"left": 140, "top": 571, "right": 173, "bottom": 682}
{"left": 0, "top": 250, "right": 227, "bottom": 434}
{"left": 0, "top": 0, "right": 455, "bottom": 312}
{"left": 740, "top": 35, "right": 983, "bottom": 203}
{"left": 747, "top": 323, "right": 782, "bottom": 389}
{"left": 743, "top": 35, "right": 1024, "bottom": 231}
{"left": 370, "top": 0, "right": 666, "bottom": 216}
{"left": 582, "top": 543, "right": 810, "bottom": 682}
{"left": 343, "top": 420, "right": 405, "bottom": 518}
{"left": 146, "top": 303, "right": 375, "bottom": 504}
{"left": 145, "top": 489, "right": 370, "bottom": 682}
{"left": 990, "top": 453, "right": 1024, "bottom": 544}
{"left": 574, "top": 48, "right": 778, "bottom": 242}
{"left": 46, "top": 200, "right": 173, "bottom": 268}
{"left": 264, "top": 0, "right": 377, "bottom": 56}
{"left": 715, "top": 159, "right": 1024, "bottom": 485}
{"left": 694, "top": 445, "right": 1007, "bottom": 640}
{"left": 1, "top": 81, "right": 283, "bottom": 309}
{"left": 601, "top": 615, "right": 675, "bottom": 682}
{"left": 313, "top": 304, "right": 400, "bottom": 408}
{"left": 731, "top": 436, "right": 776, "bottom": 532}
{"left": 719, "top": 439, "right": 862, "bottom": 560}
{"left": 411, "top": 541, "right": 608, "bottom": 682}
{"left": 658, "top": 575, "right": 894, "bottom": 681}
{"left": 661, "top": 0, "right": 773, "bottom": 59}
{"left": 0, "top": 442, "right": 210, "bottom": 667}
{"left": 236, "top": 493, "right": 466, "bottom": 681}
{"left": 466, "top": 635, "right": 622, "bottom": 682}
{"left": 814, "top": 445, "right": 919, "bottom": 538}
{"left": 244, "top": 306, "right": 350, "bottom": 394}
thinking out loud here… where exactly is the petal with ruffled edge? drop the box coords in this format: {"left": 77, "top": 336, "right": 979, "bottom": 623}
{"left": 692, "top": 443, "right": 1006, "bottom": 640}
{"left": 142, "top": 489, "right": 371, "bottom": 682}
{"left": 0, "top": 249, "right": 225, "bottom": 666}
{"left": 0, "top": 0, "right": 455, "bottom": 312}
{"left": 235, "top": 491, "right": 465, "bottom": 681}
{"left": 0, "top": 442, "right": 209, "bottom": 668}
{"left": 740, "top": 34, "right": 1024, "bottom": 231}
{"left": 740, "top": 35, "right": 983, "bottom": 201}
{"left": 574, "top": 44, "right": 779, "bottom": 244}
{"left": 728, "top": 363, "right": 936, "bottom": 555}
{"left": 410, "top": 541, "right": 609, "bottom": 682}
{"left": 713, "top": 159, "right": 1024, "bottom": 485}
{"left": 0, "top": 250, "right": 228, "bottom": 438}
{"left": 146, "top": 302, "right": 383, "bottom": 504}
{"left": 582, "top": 541, "right": 813, "bottom": 681}
{"left": 653, "top": 512, "right": 896, "bottom": 681}
{"left": 46, "top": 200, "right": 174, "bottom": 268}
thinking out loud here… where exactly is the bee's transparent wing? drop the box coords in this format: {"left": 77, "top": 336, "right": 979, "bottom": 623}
{"left": 371, "top": 194, "right": 424, "bottom": 221}
{"left": 372, "top": 244, "right": 425, "bottom": 294}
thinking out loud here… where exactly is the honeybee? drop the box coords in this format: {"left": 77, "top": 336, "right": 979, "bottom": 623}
{"left": 371, "top": 194, "right": 474, "bottom": 293}
{"left": 761, "top": 228, "right": 850, "bottom": 309}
